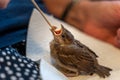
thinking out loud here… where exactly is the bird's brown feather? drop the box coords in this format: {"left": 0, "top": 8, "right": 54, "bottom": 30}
{"left": 50, "top": 25, "right": 112, "bottom": 77}
{"left": 57, "top": 44, "right": 95, "bottom": 73}
{"left": 75, "top": 40, "right": 98, "bottom": 58}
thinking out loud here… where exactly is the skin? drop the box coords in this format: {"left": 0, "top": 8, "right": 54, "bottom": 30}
{"left": 116, "top": 28, "right": 120, "bottom": 47}
{"left": 43, "top": 0, "right": 120, "bottom": 48}
{"left": 0, "top": 0, "right": 10, "bottom": 8}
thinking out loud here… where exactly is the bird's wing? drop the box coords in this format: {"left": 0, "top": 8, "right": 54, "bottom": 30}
{"left": 75, "top": 40, "right": 98, "bottom": 58}
{"left": 58, "top": 44, "right": 95, "bottom": 71}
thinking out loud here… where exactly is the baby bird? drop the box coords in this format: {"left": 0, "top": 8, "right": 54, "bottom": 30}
{"left": 50, "top": 24, "right": 112, "bottom": 78}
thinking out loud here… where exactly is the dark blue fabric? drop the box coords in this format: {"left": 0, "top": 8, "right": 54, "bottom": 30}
{"left": 0, "top": 0, "right": 48, "bottom": 48}
{"left": 0, "top": 46, "right": 40, "bottom": 80}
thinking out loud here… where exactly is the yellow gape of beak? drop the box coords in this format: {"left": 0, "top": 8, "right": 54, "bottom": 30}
{"left": 50, "top": 25, "right": 63, "bottom": 36}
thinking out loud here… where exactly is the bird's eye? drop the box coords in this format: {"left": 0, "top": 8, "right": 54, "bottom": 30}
{"left": 61, "top": 35, "right": 65, "bottom": 38}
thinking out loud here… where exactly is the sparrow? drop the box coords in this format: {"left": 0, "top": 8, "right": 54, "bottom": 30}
{"left": 49, "top": 24, "right": 112, "bottom": 78}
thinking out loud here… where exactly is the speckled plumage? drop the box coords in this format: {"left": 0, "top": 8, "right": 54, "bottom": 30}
{"left": 50, "top": 24, "right": 112, "bottom": 78}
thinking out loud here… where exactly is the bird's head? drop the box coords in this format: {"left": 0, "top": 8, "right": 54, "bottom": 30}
{"left": 50, "top": 24, "right": 74, "bottom": 45}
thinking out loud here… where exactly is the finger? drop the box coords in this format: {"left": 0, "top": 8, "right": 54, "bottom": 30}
{"left": 114, "top": 28, "right": 120, "bottom": 48}
{"left": 117, "top": 28, "right": 120, "bottom": 44}
{"left": 0, "top": 0, "right": 10, "bottom": 9}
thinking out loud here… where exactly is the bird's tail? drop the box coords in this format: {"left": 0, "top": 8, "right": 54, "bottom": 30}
{"left": 95, "top": 65, "right": 112, "bottom": 78}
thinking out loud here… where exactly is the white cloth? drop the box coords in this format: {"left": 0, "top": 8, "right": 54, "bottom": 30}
{"left": 27, "top": 9, "right": 120, "bottom": 80}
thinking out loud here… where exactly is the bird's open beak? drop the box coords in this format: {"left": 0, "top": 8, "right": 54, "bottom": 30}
{"left": 50, "top": 25, "right": 63, "bottom": 36}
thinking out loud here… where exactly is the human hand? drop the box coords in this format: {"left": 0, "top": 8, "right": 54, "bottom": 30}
{"left": 0, "top": 0, "right": 10, "bottom": 9}
{"left": 72, "top": 1, "right": 120, "bottom": 48}
{"left": 115, "top": 28, "right": 120, "bottom": 47}
{"left": 43, "top": 0, "right": 120, "bottom": 48}
{"left": 43, "top": 0, "right": 71, "bottom": 18}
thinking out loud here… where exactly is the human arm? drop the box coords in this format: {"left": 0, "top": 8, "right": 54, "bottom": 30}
{"left": 43, "top": 0, "right": 120, "bottom": 48}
